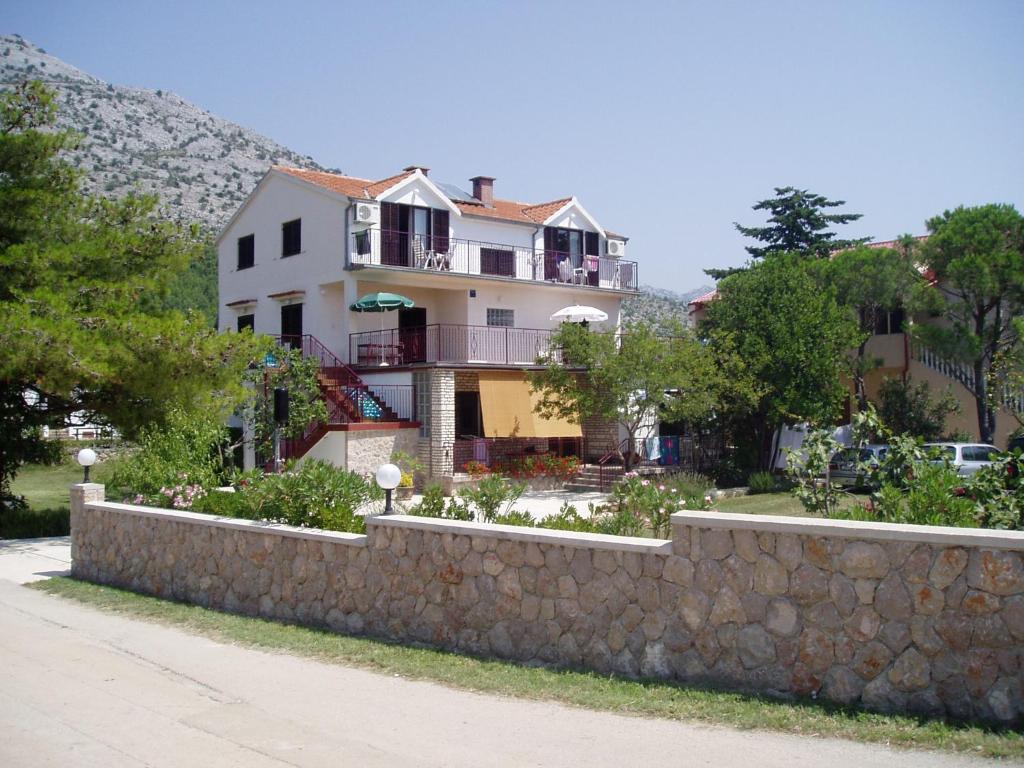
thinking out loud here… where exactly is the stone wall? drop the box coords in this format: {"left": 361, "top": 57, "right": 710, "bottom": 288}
{"left": 70, "top": 486, "right": 1024, "bottom": 725}
{"left": 345, "top": 427, "right": 419, "bottom": 477}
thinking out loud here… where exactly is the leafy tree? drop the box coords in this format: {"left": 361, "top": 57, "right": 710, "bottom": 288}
{"left": 0, "top": 81, "right": 263, "bottom": 503}
{"left": 242, "top": 347, "right": 328, "bottom": 461}
{"left": 992, "top": 316, "right": 1024, "bottom": 430}
{"left": 702, "top": 254, "right": 862, "bottom": 469}
{"left": 163, "top": 242, "right": 218, "bottom": 326}
{"left": 707, "top": 187, "right": 868, "bottom": 279}
{"left": 915, "top": 204, "right": 1024, "bottom": 444}
{"left": 877, "top": 377, "right": 960, "bottom": 441}
{"left": 825, "top": 239, "right": 930, "bottom": 410}
{"left": 530, "top": 322, "right": 724, "bottom": 469}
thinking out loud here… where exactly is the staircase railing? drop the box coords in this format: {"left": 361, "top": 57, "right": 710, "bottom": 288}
{"left": 914, "top": 344, "right": 1024, "bottom": 413}
{"left": 596, "top": 437, "right": 658, "bottom": 490}
{"left": 270, "top": 334, "right": 414, "bottom": 463}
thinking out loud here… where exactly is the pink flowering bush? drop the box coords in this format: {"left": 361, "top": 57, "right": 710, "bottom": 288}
{"left": 608, "top": 471, "right": 713, "bottom": 538}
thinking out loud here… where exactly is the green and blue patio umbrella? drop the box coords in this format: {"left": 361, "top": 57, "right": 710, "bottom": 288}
{"left": 349, "top": 292, "right": 415, "bottom": 312}
{"left": 349, "top": 292, "right": 415, "bottom": 366}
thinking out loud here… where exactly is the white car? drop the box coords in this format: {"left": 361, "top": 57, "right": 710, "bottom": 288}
{"left": 923, "top": 443, "right": 999, "bottom": 477}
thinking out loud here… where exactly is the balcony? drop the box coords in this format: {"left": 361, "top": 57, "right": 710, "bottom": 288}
{"left": 349, "top": 324, "right": 566, "bottom": 368}
{"left": 349, "top": 230, "right": 638, "bottom": 291}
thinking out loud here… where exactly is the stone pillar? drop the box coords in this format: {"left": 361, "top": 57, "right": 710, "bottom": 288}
{"left": 69, "top": 483, "right": 105, "bottom": 570}
{"left": 429, "top": 369, "right": 455, "bottom": 477}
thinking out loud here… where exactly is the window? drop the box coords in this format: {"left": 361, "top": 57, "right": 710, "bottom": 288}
{"left": 237, "top": 234, "right": 254, "bottom": 270}
{"left": 480, "top": 247, "right": 515, "bottom": 277}
{"left": 455, "top": 392, "right": 482, "bottom": 437}
{"left": 486, "top": 309, "right": 514, "bottom": 327}
{"left": 414, "top": 372, "right": 431, "bottom": 438}
{"left": 962, "top": 446, "right": 996, "bottom": 462}
{"left": 282, "top": 219, "right": 301, "bottom": 257}
{"left": 862, "top": 307, "right": 905, "bottom": 335}
{"left": 237, "top": 314, "right": 254, "bottom": 333}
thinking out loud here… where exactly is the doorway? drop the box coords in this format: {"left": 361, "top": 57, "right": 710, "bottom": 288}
{"left": 281, "top": 303, "right": 302, "bottom": 349}
{"left": 399, "top": 307, "right": 427, "bottom": 364}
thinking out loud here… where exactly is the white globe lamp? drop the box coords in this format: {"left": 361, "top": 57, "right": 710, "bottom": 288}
{"left": 77, "top": 447, "right": 98, "bottom": 483}
{"left": 376, "top": 463, "right": 402, "bottom": 514}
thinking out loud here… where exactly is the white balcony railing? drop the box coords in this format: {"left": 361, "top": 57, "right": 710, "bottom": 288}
{"left": 349, "top": 230, "right": 638, "bottom": 291}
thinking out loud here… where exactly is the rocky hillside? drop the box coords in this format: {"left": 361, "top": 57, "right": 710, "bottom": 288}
{"left": 0, "top": 34, "right": 326, "bottom": 232}
{"left": 623, "top": 284, "right": 713, "bottom": 330}
{"left": 2, "top": 34, "right": 711, "bottom": 322}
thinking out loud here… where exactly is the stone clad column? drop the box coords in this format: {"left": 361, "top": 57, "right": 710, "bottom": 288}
{"left": 429, "top": 369, "right": 455, "bottom": 478}
{"left": 69, "top": 483, "right": 105, "bottom": 573}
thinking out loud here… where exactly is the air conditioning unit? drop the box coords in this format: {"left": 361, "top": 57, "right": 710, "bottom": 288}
{"left": 606, "top": 239, "right": 625, "bottom": 257}
{"left": 354, "top": 202, "right": 379, "bottom": 225}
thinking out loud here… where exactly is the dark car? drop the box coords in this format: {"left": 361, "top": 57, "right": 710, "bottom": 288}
{"left": 1009, "top": 436, "right": 1024, "bottom": 453}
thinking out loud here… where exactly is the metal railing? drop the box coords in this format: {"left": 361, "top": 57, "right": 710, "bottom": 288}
{"left": 913, "top": 345, "right": 1024, "bottom": 412}
{"left": 349, "top": 229, "right": 638, "bottom": 291}
{"left": 349, "top": 324, "right": 564, "bottom": 367}
{"left": 272, "top": 333, "right": 415, "bottom": 424}
{"left": 450, "top": 437, "right": 582, "bottom": 474}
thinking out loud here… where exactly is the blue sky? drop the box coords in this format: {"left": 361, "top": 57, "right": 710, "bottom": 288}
{"left": 5, "top": 0, "right": 1023, "bottom": 292}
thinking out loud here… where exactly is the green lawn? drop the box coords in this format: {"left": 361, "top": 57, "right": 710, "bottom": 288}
{"left": 3, "top": 459, "right": 113, "bottom": 538}
{"left": 715, "top": 491, "right": 870, "bottom": 518}
{"left": 33, "top": 577, "right": 1024, "bottom": 760}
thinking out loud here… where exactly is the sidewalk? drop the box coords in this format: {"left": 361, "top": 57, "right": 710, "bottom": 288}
{"left": 0, "top": 536, "right": 71, "bottom": 584}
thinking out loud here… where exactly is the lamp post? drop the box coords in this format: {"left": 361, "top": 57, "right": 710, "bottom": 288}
{"left": 76, "top": 448, "right": 97, "bottom": 483}
{"left": 375, "top": 463, "right": 402, "bottom": 515}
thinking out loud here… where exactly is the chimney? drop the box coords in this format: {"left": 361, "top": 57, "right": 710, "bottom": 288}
{"left": 403, "top": 165, "right": 430, "bottom": 177}
{"left": 470, "top": 176, "right": 495, "bottom": 206}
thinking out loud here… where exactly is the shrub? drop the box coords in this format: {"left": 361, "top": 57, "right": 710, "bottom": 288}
{"left": 747, "top": 471, "right": 779, "bottom": 494}
{"left": 966, "top": 453, "right": 1024, "bottom": 530}
{"left": 457, "top": 475, "right": 526, "bottom": 523}
{"left": 607, "top": 472, "right": 712, "bottom": 539}
{"left": 408, "top": 483, "right": 447, "bottom": 518}
{"left": 242, "top": 460, "right": 378, "bottom": 532}
{"left": 107, "top": 409, "right": 229, "bottom": 504}
{"left": 536, "top": 502, "right": 594, "bottom": 532}
{"left": 193, "top": 460, "right": 380, "bottom": 534}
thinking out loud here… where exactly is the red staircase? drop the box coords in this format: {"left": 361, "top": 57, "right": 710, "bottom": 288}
{"left": 274, "top": 335, "right": 413, "bottom": 462}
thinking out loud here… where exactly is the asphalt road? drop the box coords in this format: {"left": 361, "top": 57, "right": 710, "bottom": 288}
{"left": 0, "top": 543, "right": 1005, "bottom": 767}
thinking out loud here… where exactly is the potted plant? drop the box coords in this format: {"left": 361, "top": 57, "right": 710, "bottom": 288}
{"left": 391, "top": 450, "right": 424, "bottom": 501}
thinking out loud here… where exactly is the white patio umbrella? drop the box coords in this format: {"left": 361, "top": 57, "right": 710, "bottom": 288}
{"left": 550, "top": 305, "right": 608, "bottom": 323}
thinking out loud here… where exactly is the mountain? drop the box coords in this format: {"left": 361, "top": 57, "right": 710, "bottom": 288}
{"left": 2, "top": 34, "right": 710, "bottom": 323}
{"left": 0, "top": 34, "right": 327, "bottom": 232}
{"left": 623, "top": 284, "right": 713, "bottom": 330}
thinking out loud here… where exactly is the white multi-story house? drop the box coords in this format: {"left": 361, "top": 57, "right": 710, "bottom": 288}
{"left": 217, "top": 165, "right": 638, "bottom": 481}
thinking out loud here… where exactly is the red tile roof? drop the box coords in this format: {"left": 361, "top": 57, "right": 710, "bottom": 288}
{"left": 272, "top": 166, "right": 611, "bottom": 231}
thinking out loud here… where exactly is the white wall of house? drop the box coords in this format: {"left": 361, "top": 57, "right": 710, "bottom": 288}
{"left": 220, "top": 168, "right": 632, "bottom": 364}
{"left": 217, "top": 174, "right": 348, "bottom": 350}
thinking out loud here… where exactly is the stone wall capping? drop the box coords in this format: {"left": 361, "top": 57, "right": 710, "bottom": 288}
{"left": 370, "top": 514, "right": 673, "bottom": 554}
{"left": 673, "top": 511, "right": 1024, "bottom": 551}
{"left": 84, "top": 501, "right": 369, "bottom": 546}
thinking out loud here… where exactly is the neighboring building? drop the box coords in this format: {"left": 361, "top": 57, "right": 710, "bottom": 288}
{"left": 688, "top": 238, "right": 1022, "bottom": 448}
{"left": 217, "top": 165, "right": 638, "bottom": 480}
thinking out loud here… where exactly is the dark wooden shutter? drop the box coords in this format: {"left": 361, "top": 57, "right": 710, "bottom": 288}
{"left": 237, "top": 234, "right": 255, "bottom": 269}
{"left": 543, "top": 227, "right": 557, "bottom": 280}
{"left": 432, "top": 209, "right": 449, "bottom": 253}
{"left": 282, "top": 219, "right": 301, "bottom": 256}
{"left": 585, "top": 232, "right": 599, "bottom": 286}
{"left": 381, "top": 202, "right": 400, "bottom": 265}
{"left": 480, "top": 248, "right": 515, "bottom": 277}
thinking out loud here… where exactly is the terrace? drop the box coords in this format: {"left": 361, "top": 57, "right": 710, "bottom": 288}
{"left": 349, "top": 230, "right": 638, "bottom": 292}
{"left": 349, "top": 324, "right": 564, "bottom": 368}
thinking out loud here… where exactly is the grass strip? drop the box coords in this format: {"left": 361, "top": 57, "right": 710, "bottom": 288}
{"left": 33, "top": 576, "right": 1022, "bottom": 760}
